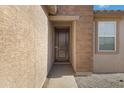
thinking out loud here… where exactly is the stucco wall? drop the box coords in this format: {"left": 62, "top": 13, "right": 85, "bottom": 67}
{"left": 0, "top": 6, "right": 53, "bottom": 87}
{"left": 93, "top": 19, "right": 124, "bottom": 73}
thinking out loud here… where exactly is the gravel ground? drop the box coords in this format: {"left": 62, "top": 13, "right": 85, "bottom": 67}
{"left": 75, "top": 73, "right": 124, "bottom": 88}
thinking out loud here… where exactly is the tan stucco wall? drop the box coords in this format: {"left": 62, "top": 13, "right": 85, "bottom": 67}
{"left": 93, "top": 19, "right": 124, "bottom": 73}
{"left": 0, "top": 6, "right": 53, "bottom": 87}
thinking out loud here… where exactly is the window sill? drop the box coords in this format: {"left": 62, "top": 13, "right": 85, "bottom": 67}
{"left": 95, "top": 50, "right": 119, "bottom": 55}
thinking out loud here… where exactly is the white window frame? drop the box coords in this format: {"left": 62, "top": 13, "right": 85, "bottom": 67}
{"left": 97, "top": 21, "right": 117, "bottom": 52}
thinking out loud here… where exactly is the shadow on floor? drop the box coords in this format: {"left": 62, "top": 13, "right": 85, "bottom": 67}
{"left": 48, "top": 64, "right": 75, "bottom": 78}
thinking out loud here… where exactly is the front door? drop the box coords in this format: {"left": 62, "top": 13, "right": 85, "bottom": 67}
{"left": 55, "top": 28, "right": 69, "bottom": 62}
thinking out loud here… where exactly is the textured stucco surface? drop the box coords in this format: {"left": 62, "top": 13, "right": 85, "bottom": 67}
{"left": 0, "top": 6, "right": 53, "bottom": 87}
{"left": 94, "top": 19, "right": 124, "bottom": 73}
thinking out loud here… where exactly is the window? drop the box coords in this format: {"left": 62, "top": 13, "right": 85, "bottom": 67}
{"left": 97, "top": 21, "right": 116, "bottom": 52}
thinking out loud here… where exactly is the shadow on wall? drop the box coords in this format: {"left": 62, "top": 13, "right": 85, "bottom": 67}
{"left": 47, "top": 21, "right": 55, "bottom": 75}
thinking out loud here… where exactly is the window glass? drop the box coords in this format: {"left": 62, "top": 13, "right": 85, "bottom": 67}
{"left": 98, "top": 21, "right": 116, "bottom": 51}
{"left": 98, "top": 21, "right": 116, "bottom": 36}
{"left": 99, "top": 37, "right": 115, "bottom": 50}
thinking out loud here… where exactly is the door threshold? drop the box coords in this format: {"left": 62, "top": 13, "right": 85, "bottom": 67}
{"left": 54, "top": 62, "right": 71, "bottom": 65}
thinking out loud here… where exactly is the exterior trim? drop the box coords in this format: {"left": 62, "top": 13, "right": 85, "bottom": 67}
{"left": 49, "top": 16, "right": 79, "bottom": 21}
{"left": 72, "top": 21, "right": 77, "bottom": 72}
{"left": 95, "top": 15, "right": 123, "bottom": 19}
{"left": 94, "top": 10, "right": 124, "bottom": 19}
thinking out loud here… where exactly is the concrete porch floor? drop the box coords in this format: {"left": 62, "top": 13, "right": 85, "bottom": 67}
{"left": 43, "top": 64, "right": 78, "bottom": 88}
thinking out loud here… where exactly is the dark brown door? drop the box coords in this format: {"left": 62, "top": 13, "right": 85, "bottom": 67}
{"left": 55, "top": 28, "right": 69, "bottom": 62}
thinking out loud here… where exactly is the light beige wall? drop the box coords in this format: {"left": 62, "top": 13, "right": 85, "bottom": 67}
{"left": 93, "top": 19, "right": 124, "bottom": 73}
{"left": 0, "top": 6, "right": 53, "bottom": 87}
